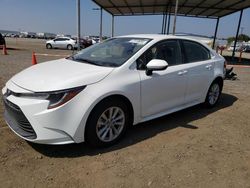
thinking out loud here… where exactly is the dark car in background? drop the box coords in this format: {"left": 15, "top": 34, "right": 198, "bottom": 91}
{"left": 73, "top": 38, "right": 93, "bottom": 49}
{"left": 243, "top": 46, "right": 250, "bottom": 53}
{"left": 80, "top": 38, "right": 93, "bottom": 49}
{"left": 0, "top": 33, "right": 6, "bottom": 46}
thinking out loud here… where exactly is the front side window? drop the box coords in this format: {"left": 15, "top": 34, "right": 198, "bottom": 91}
{"left": 54, "top": 38, "right": 63, "bottom": 41}
{"left": 70, "top": 37, "right": 151, "bottom": 67}
{"left": 137, "top": 40, "right": 182, "bottom": 70}
{"left": 182, "top": 40, "right": 211, "bottom": 63}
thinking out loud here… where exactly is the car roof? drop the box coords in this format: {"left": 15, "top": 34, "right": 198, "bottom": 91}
{"left": 116, "top": 34, "right": 212, "bottom": 49}
{"left": 117, "top": 34, "right": 201, "bottom": 40}
{"left": 56, "top": 37, "right": 72, "bottom": 39}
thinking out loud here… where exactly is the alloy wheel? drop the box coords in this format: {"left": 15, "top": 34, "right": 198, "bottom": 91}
{"left": 208, "top": 83, "right": 220, "bottom": 105}
{"left": 96, "top": 107, "right": 125, "bottom": 142}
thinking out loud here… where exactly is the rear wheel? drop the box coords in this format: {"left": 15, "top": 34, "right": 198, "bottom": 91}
{"left": 46, "top": 43, "right": 52, "bottom": 49}
{"left": 204, "top": 81, "right": 222, "bottom": 107}
{"left": 85, "top": 99, "right": 130, "bottom": 147}
{"left": 67, "top": 44, "right": 73, "bottom": 50}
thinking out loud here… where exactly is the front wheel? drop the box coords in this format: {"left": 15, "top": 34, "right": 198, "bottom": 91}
{"left": 204, "top": 81, "right": 222, "bottom": 107}
{"left": 85, "top": 99, "right": 130, "bottom": 147}
{"left": 67, "top": 44, "right": 73, "bottom": 50}
{"left": 46, "top": 43, "right": 52, "bottom": 49}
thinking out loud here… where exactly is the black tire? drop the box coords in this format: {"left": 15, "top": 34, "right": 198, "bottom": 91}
{"left": 67, "top": 44, "right": 73, "bottom": 50}
{"left": 85, "top": 99, "right": 130, "bottom": 147}
{"left": 204, "top": 81, "right": 222, "bottom": 108}
{"left": 46, "top": 43, "right": 52, "bottom": 49}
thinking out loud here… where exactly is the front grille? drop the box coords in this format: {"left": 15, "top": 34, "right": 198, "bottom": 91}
{"left": 3, "top": 96, "right": 37, "bottom": 139}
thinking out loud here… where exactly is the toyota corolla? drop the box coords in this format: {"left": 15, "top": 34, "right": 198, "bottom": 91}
{"left": 2, "top": 34, "right": 225, "bottom": 147}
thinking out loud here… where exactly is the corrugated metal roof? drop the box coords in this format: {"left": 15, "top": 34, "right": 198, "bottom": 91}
{"left": 92, "top": 0, "right": 250, "bottom": 19}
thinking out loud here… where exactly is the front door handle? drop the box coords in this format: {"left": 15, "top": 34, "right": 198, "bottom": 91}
{"left": 205, "top": 65, "right": 212, "bottom": 70}
{"left": 178, "top": 70, "right": 188, "bottom": 76}
{"left": 178, "top": 71, "right": 184, "bottom": 75}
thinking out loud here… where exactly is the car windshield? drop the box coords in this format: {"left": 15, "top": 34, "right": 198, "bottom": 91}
{"left": 69, "top": 37, "right": 151, "bottom": 67}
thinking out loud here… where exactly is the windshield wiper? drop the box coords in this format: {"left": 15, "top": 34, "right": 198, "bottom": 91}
{"left": 73, "top": 58, "right": 101, "bottom": 66}
{"left": 69, "top": 57, "right": 118, "bottom": 67}
{"left": 102, "top": 62, "right": 119, "bottom": 67}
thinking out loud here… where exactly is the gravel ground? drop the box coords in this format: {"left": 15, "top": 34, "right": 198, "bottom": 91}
{"left": 0, "top": 38, "right": 250, "bottom": 188}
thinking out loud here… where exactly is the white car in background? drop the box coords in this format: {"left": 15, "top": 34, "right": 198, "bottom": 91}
{"left": 2, "top": 34, "right": 225, "bottom": 147}
{"left": 228, "top": 45, "right": 241, "bottom": 51}
{"left": 46, "top": 37, "right": 77, "bottom": 50}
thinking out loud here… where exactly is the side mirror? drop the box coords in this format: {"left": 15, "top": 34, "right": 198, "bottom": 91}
{"left": 146, "top": 59, "right": 168, "bottom": 76}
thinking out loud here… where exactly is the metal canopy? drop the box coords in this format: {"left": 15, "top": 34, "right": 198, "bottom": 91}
{"left": 92, "top": 0, "right": 250, "bottom": 19}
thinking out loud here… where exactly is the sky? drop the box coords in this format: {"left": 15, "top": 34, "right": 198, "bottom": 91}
{"left": 0, "top": 0, "right": 250, "bottom": 38}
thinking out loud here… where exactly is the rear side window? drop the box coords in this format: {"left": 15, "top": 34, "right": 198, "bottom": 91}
{"left": 182, "top": 40, "right": 210, "bottom": 63}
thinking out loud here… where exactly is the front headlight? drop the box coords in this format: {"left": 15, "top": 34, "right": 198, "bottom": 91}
{"left": 47, "top": 87, "right": 85, "bottom": 109}
{"left": 18, "top": 86, "right": 86, "bottom": 109}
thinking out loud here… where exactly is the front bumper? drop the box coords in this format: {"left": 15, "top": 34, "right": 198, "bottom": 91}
{"left": 3, "top": 96, "right": 37, "bottom": 139}
{"left": 1, "top": 82, "right": 92, "bottom": 145}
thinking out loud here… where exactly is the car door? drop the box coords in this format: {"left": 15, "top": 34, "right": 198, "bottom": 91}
{"left": 58, "top": 38, "right": 67, "bottom": 49}
{"left": 181, "top": 40, "right": 214, "bottom": 104}
{"left": 137, "top": 40, "right": 188, "bottom": 118}
{"left": 53, "top": 38, "right": 61, "bottom": 48}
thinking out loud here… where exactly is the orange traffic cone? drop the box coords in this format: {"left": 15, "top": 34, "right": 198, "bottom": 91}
{"left": 3, "top": 44, "right": 8, "bottom": 55}
{"left": 32, "top": 52, "right": 37, "bottom": 65}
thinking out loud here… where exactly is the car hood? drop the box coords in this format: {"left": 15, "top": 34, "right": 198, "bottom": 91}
{"left": 11, "top": 58, "right": 114, "bottom": 92}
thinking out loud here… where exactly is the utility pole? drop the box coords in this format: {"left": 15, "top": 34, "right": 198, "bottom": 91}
{"left": 77, "top": 0, "right": 81, "bottom": 51}
{"left": 93, "top": 8, "right": 103, "bottom": 42}
{"left": 240, "top": 27, "right": 244, "bottom": 35}
{"left": 111, "top": 15, "right": 114, "bottom": 37}
{"left": 100, "top": 8, "right": 103, "bottom": 41}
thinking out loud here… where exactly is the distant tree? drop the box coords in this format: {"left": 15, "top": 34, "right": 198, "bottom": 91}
{"left": 227, "top": 37, "right": 235, "bottom": 45}
{"left": 238, "top": 34, "right": 250, "bottom": 42}
{"left": 227, "top": 34, "right": 250, "bottom": 45}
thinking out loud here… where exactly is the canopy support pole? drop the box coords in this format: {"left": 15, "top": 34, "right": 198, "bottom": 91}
{"left": 167, "top": 10, "right": 171, "bottom": 34}
{"left": 164, "top": 12, "right": 168, "bottom": 34}
{"left": 232, "top": 9, "right": 243, "bottom": 59}
{"left": 161, "top": 13, "right": 166, "bottom": 34}
{"left": 212, "top": 18, "right": 219, "bottom": 49}
{"left": 173, "top": 0, "right": 179, "bottom": 35}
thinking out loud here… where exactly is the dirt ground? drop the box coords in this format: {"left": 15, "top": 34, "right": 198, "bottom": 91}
{"left": 0, "top": 38, "right": 250, "bottom": 188}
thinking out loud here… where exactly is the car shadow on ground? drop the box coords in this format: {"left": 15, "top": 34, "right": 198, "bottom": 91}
{"left": 29, "top": 93, "right": 237, "bottom": 158}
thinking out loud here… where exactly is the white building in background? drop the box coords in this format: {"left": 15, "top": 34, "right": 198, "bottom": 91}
{"left": 36, "top": 32, "right": 56, "bottom": 39}
{"left": 56, "top": 34, "right": 71, "bottom": 38}
{"left": 20, "top": 31, "right": 36, "bottom": 38}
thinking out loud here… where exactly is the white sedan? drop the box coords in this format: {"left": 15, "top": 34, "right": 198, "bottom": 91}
{"left": 46, "top": 37, "right": 77, "bottom": 50}
{"left": 2, "top": 34, "right": 225, "bottom": 147}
